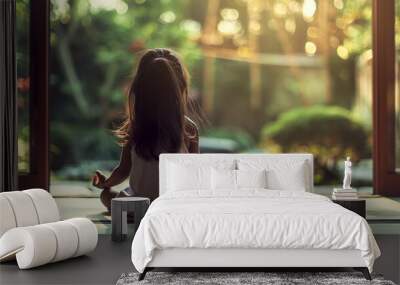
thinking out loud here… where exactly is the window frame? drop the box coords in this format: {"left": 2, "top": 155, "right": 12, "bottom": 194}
{"left": 18, "top": 0, "right": 49, "bottom": 190}
{"left": 372, "top": 0, "right": 400, "bottom": 196}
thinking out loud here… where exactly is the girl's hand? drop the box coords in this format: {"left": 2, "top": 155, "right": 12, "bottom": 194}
{"left": 92, "top": 170, "right": 107, "bottom": 189}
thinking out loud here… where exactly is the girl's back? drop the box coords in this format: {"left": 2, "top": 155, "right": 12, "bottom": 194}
{"left": 128, "top": 117, "right": 197, "bottom": 201}
{"left": 93, "top": 48, "right": 200, "bottom": 208}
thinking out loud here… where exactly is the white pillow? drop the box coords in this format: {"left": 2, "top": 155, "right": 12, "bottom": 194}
{"left": 211, "top": 168, "right": 236, "bottom": 190}
{"left": 237, "top": 159, "right": 307, "bottom": 191}
{"left": 236, "top": 169, "right": 267, "bottom": 189}
{"left": 211, "top": 169, "right": 268, "bottom": 190}
{"left": 167, "top": 163, "right": 211, "bottom": 191}
{"left": 166, "top": 158, "right": 236, "bottom": 192}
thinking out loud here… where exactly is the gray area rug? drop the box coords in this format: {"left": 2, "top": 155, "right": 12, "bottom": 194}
{"left": 116, "top": 272, "right": 396, "bottom": 285}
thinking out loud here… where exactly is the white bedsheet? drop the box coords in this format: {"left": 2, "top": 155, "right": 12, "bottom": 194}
{"left": 131, "top": 190, "right": 380, "bottom": 273}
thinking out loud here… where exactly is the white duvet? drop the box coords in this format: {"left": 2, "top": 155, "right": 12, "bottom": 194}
{"left": 131, "top": 190, "right": 380, "bottom": 273}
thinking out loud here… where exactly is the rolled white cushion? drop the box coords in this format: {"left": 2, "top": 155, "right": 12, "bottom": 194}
{"left": 0, "top": 218, "right": 98, "bottom": 269}
{"left": 0, "top": 189, "right": 60, "bottom": 238}
{"left": 0, "top": 226, "right": 57, "bottom": 269}
{"left": 24, "top": 189, "right": 60, "bottom": 223}
{"left": 0, "top": 196, "right": 17, "bottom": 237}
{"left": 43, "top": 221, "right": 79, "bottom": 262}
{"left": 65, "top": 218, "right": 98, "bottom": 257}
{"left": 0, "top": 191, "right": 39, "bottom": 227}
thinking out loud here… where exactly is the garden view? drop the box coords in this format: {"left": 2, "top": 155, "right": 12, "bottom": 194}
{"left": 17, "top": 0, "right": 376, "bottom": 190}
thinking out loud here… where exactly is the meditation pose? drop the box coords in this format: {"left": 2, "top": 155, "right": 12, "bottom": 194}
{"left": 92, "top": 48, "right": 200, "bottom": 211}
{"left": 343, "top": 156, "right": 352, "bottom": 189}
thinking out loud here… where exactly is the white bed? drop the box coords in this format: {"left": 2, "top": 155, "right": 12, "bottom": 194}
{"left": 131, "top": 154, "right": 380, "bottom": 280}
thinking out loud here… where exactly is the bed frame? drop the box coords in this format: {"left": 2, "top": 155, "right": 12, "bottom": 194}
{"left": 139, "top": 248, "right": 370, "bottom": 280}
{"left": 138, "top": 154, "right": 371, "bottom": 281}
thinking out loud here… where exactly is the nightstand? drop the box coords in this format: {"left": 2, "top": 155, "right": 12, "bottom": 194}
{"left": 332, "top": 199, "right": 366, "bottom": 218}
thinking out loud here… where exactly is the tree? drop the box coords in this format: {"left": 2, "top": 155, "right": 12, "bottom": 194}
{"left": 50, "top": 0, "right": 200, "bottom": 174}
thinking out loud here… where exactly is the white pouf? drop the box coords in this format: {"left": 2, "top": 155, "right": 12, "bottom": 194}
{"left": 0, "top": 189, "right": 98, "bottom": 269}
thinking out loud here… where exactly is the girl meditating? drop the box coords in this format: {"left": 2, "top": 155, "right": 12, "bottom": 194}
{"left": 92, "top": 48, "right": 199, "bottom": 211}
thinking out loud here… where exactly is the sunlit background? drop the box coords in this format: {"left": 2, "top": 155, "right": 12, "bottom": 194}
{"left": 17, "top": 0, "right": 378, "bottom": 190}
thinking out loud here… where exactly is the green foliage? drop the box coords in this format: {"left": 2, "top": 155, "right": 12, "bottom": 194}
{"left": 17, "top": 126, "right": 30, "bottom": 172}
{"left": 337, "top": 0, "right": 372, "bottom": 55}
{"left": 45, "top": 0, "right": 376, "bottom": 185}
{"left": 49, "top": 0, "right": 201, "bottom": 176}
{"left": 202, "top": 127, "right": 255, "bottom": 152}
{"left": 50, "top": 122, "right": 120, "bottom": 171}
{"left": 261, "top": 106, "right": 370, "bottom": 184}
{"left": 56, "top": 160, "right": 118, "bottom": 181}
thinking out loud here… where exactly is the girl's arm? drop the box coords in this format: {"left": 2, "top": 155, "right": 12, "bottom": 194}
{"left": 93, "top": 144, "right": 132, "bottom": 188}
{"left": 185, "top": 117, "right": 200, "bottom": 153}
{"left": 188, "top": 127, "right": 199, "bottom": 153}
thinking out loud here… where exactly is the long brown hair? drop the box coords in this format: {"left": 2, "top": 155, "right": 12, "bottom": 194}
{"left": 115, "top": 48, "right": 193, "bottom": 160}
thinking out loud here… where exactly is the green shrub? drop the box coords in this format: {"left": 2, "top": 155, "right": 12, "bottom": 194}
{"left": 202, "top": 128, "right": 255, "bottom": 152}
{"left": 261, "top": 106, "right": 370, "bottom": 184}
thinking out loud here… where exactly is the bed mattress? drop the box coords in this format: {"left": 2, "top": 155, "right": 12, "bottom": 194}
{"left": 131, "top": 190, "right": 380, "bottom": 273}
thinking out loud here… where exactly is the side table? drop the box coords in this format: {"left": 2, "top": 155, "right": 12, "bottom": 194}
{"left": 332, "top": 199, "right": 366, "bottom": 218}
{"left": 111, "top": 197, "right": 150, "bottom": 242}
